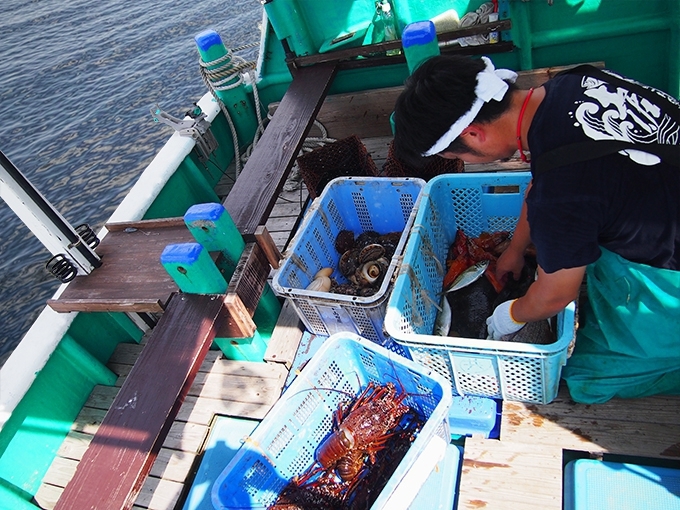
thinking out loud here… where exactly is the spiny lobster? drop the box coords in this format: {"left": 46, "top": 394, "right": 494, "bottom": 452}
{"left": 315, "top": 381, "right": 411, "bottom": 482}
{"left": 269, "top": 381, "right": 423, "bottom": 510}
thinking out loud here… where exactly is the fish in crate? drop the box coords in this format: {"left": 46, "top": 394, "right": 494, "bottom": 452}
{"left": 270, "top": 381, "right": 426, "bottom": 509}
{"left": 435, "top": 229, "right": 555, "bottom": 344}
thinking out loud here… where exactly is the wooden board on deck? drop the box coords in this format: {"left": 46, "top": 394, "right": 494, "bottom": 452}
{"left": 48, "top": 218, "right": 192, "bottom": 313}
{"left": 54, "top": 293, "right": 225, "bottom": 510}
{"left": 271, "top": 62, "right": 605, "bottom": 143}
{"left": 223, "top": 62, "right": 338, "bottom": 239}
{"left": 263, "top": 299, "right": 304, "bottom": 368}
{"left": 456, "top": 384, "right": 680, "bottom": 510}
{"left": 39, "top": 286, "right": 302, "bottom": 510}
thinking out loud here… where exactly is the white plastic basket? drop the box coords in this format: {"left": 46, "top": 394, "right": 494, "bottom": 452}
{"left": 211, "top": 333, "right": 452, "bottom": 510}
{"left": 385, "top": 173, "right": 577, "bottom": 404}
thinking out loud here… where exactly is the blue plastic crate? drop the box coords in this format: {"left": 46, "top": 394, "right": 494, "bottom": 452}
{"left": 384, "top": 173, "right": 577, "bottom": 404}
{"left": 564, "top": 459, "right": 680, "bottom": 509}
{"left": 211, "top": 333, "right": 452, "bottom": 510}
{"left": 273, "top": 176, "right": 424, "bottom": 355}
{"left": 409, "top": 443, "right": 462, "bottom": 510}
{"left": 448, "top": 395, "right": 499, "bottom": 438}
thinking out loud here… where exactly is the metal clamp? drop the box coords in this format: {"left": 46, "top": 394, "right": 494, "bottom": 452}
{"left": 150, "top": 105, "right": 219, "bottom": 162}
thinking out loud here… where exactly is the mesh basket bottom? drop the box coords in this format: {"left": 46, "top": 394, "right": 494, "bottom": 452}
{"left": 297, "top": 135, "right": 378, "bottom": 199}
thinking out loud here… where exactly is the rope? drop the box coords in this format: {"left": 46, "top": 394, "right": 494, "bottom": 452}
{"left": 199, "top": 43, "right": 261, "bottom": 178}
{"left": 198, "top": 41, "right": 335, "bottom": 193}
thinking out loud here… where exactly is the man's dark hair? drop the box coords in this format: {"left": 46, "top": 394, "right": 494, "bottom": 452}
{"left": 393, "top": 55, "right": 516, "bottom": 167}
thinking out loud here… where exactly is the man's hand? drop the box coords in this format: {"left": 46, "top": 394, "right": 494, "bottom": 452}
{"left": 486, "top": 299, "right": 525, "bottom": 339}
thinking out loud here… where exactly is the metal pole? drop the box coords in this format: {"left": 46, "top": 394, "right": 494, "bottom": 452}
{"left": 0, "top": 150, "right": 101, "bottom": 274}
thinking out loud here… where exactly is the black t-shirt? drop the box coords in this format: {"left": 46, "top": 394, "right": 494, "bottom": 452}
{"left": 526, "top": 72, "right": 680, "bottom": 273}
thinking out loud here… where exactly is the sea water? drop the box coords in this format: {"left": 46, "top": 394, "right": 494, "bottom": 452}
{"left": 0, "top": 0, "right": 262, "bottom": 363}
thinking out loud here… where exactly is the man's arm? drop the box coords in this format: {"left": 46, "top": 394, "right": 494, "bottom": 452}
{"left": 511, "top": 265, "right": 584, "bottom": 323}
{"left": 496, "top": 183, "right": 532, "bottom": 280}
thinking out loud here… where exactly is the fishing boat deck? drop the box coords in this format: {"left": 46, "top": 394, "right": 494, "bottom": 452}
{"left": 34, "top": 61, "right": 679, "bottom": 508}
{"left": 35, "top": 144, "right": 680, "bottom": 509}
{"left": 36, "top": 331, "right": 680, "bottom": 510}
{"left": 33, "top": 178, "right": 312, "bottom": 510}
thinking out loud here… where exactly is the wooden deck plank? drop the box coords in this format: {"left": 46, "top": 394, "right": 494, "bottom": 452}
{"left": 160, "top": 421, "right": 208, "bottom": 453}
{"left": 223, "top": 62, "right": 338, "bottom": 239}
{"left": 505, "top": 391, "right": 680, "bottom": 425}
{"left": 175, "top": 394, "right": 273, "bottom": 424}
{"left": 148, "top": 448, "right": 198, "bottom": 484}
{"left": 55, "top": 430, "right": 93, "bottom": 462}
{"left": 188, "top": 366, "right": 286, "bottom": 408}
{"left": 134, "top": 476, "right": 184, "bottom": 510}
{"left": 455, "top": 382, "right": 680, "bottom": 510}
{"left": 41, "top": 457, "right": 78, "bottom": 489}
{"left": 501, "top": 386, "right": 680, "bottom": 459}
{"left": 108, "top": 344, "right": 222, "bottom": 372}
{"left": 263, "top": 300, "right": 304, "bottom": 367}
{"left": 71, "top": 406, "right": 106, "bottom": 435}
{"left": 55, "top": 293, "right": 226, "bottom": 510}
{"left": 459, "top": 437, "right": 563, "bottom": 510}
{"left": 83, "top": 385, "right": 120, "bottom": 410}
{"left": 34, "top": 483, "right": 63, "bottom": 510}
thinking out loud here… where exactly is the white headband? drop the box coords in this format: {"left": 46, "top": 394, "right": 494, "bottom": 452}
{"left": 422, "top": 56, "right": 518, "bottom": 156}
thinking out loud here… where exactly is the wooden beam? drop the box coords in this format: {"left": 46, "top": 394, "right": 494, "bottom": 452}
{"left": 274, "top": 62, "right": 607, "bottom": 142}
{"left": 54, "top": 293, "right": 225, "bottom": 510}
{"left": 288, "top": 20, "right": 513, "bottom": 68}
{"left": 226, "top": 243, "right": 270, "bottom": 314}
{"left": 222, "top": 62, "right": 337, "bottom": 239}
{"left": 254, "top": 225, "right": 282, "bottom": 269}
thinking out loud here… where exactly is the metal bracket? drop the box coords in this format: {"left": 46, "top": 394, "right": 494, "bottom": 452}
{"left": 150, "top": 104, "right": 219, "bottom": 162}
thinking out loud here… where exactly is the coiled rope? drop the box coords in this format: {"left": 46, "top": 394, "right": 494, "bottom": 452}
{"left": 198, "top": 43, "right": 334, "bottom": 182}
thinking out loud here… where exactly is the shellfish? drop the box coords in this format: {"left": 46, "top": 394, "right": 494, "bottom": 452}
{"left": 331, "top": 230, "right": 401, "bottom": 296}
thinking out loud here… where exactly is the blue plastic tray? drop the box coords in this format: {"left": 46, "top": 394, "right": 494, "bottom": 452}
{"left": 448, "top": 395, "right": 499, "bottom": 438}
{"left": 564, "top": 459, "right": 680, "bottom": 510}
{"left": 409, "top": 443, "right": 462, "bottom": 510}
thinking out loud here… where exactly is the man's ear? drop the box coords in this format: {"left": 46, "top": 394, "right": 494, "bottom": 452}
{"left": 461, "top": 124, "right": 486, "bottom": 143}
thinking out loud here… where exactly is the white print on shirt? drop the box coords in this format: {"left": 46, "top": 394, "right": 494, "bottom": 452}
{"left": 569, "top": 74, "right": 679, "bottom": 166}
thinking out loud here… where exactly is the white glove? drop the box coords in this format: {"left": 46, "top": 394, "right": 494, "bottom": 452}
{"left": 486, "top": 299, "right": 525, "bottom": 340}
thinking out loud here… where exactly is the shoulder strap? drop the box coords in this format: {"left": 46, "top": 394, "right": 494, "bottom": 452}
{"left": 533, "top": 65, "right": 680, "bottom": 176}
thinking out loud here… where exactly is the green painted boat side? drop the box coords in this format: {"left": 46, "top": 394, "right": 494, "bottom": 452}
{"left": 0, "top": 0, "right": 677, "bottom": 507}
{"left": 0, "top": 313, "right": 139, "bottom": 503}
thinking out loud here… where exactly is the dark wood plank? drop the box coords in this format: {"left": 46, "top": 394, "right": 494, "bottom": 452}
{"left": 48, "top": 219, "right": 194, "bottom": 313}
{"left": 288, "top": 20, "right": 512, "bottom": 68}
{"left": 223, "top": 62, "right": 338, "bottom": 239}
{"left": 281, "top": 63, "right": 606, "bottom": 142}
{"left": 218, "top": 242, "right": 272, "bottom": 338}
{"left": 55, "top": 293, "right": 225, "bottom": 510}
{"left": 105, "top": 218, "right": 185, "bottom": 231}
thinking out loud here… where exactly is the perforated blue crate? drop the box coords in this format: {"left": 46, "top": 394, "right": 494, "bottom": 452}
{"left": 564, "top": 459, "right": 680, "bottom": 510}
{"left": 211, "top": 333, "right": 452, "bottom": 510}
{"left": 448, "top": 395, "right": 499, "bottom": 438}
{"left": 384, "top": 173, "right": 577, "bottom": 404}
{"left": 272, "top": 177, "right": 425, "bottom": 355}
{"left": 409, "top": 443, "right": 462, "bottom": 509}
